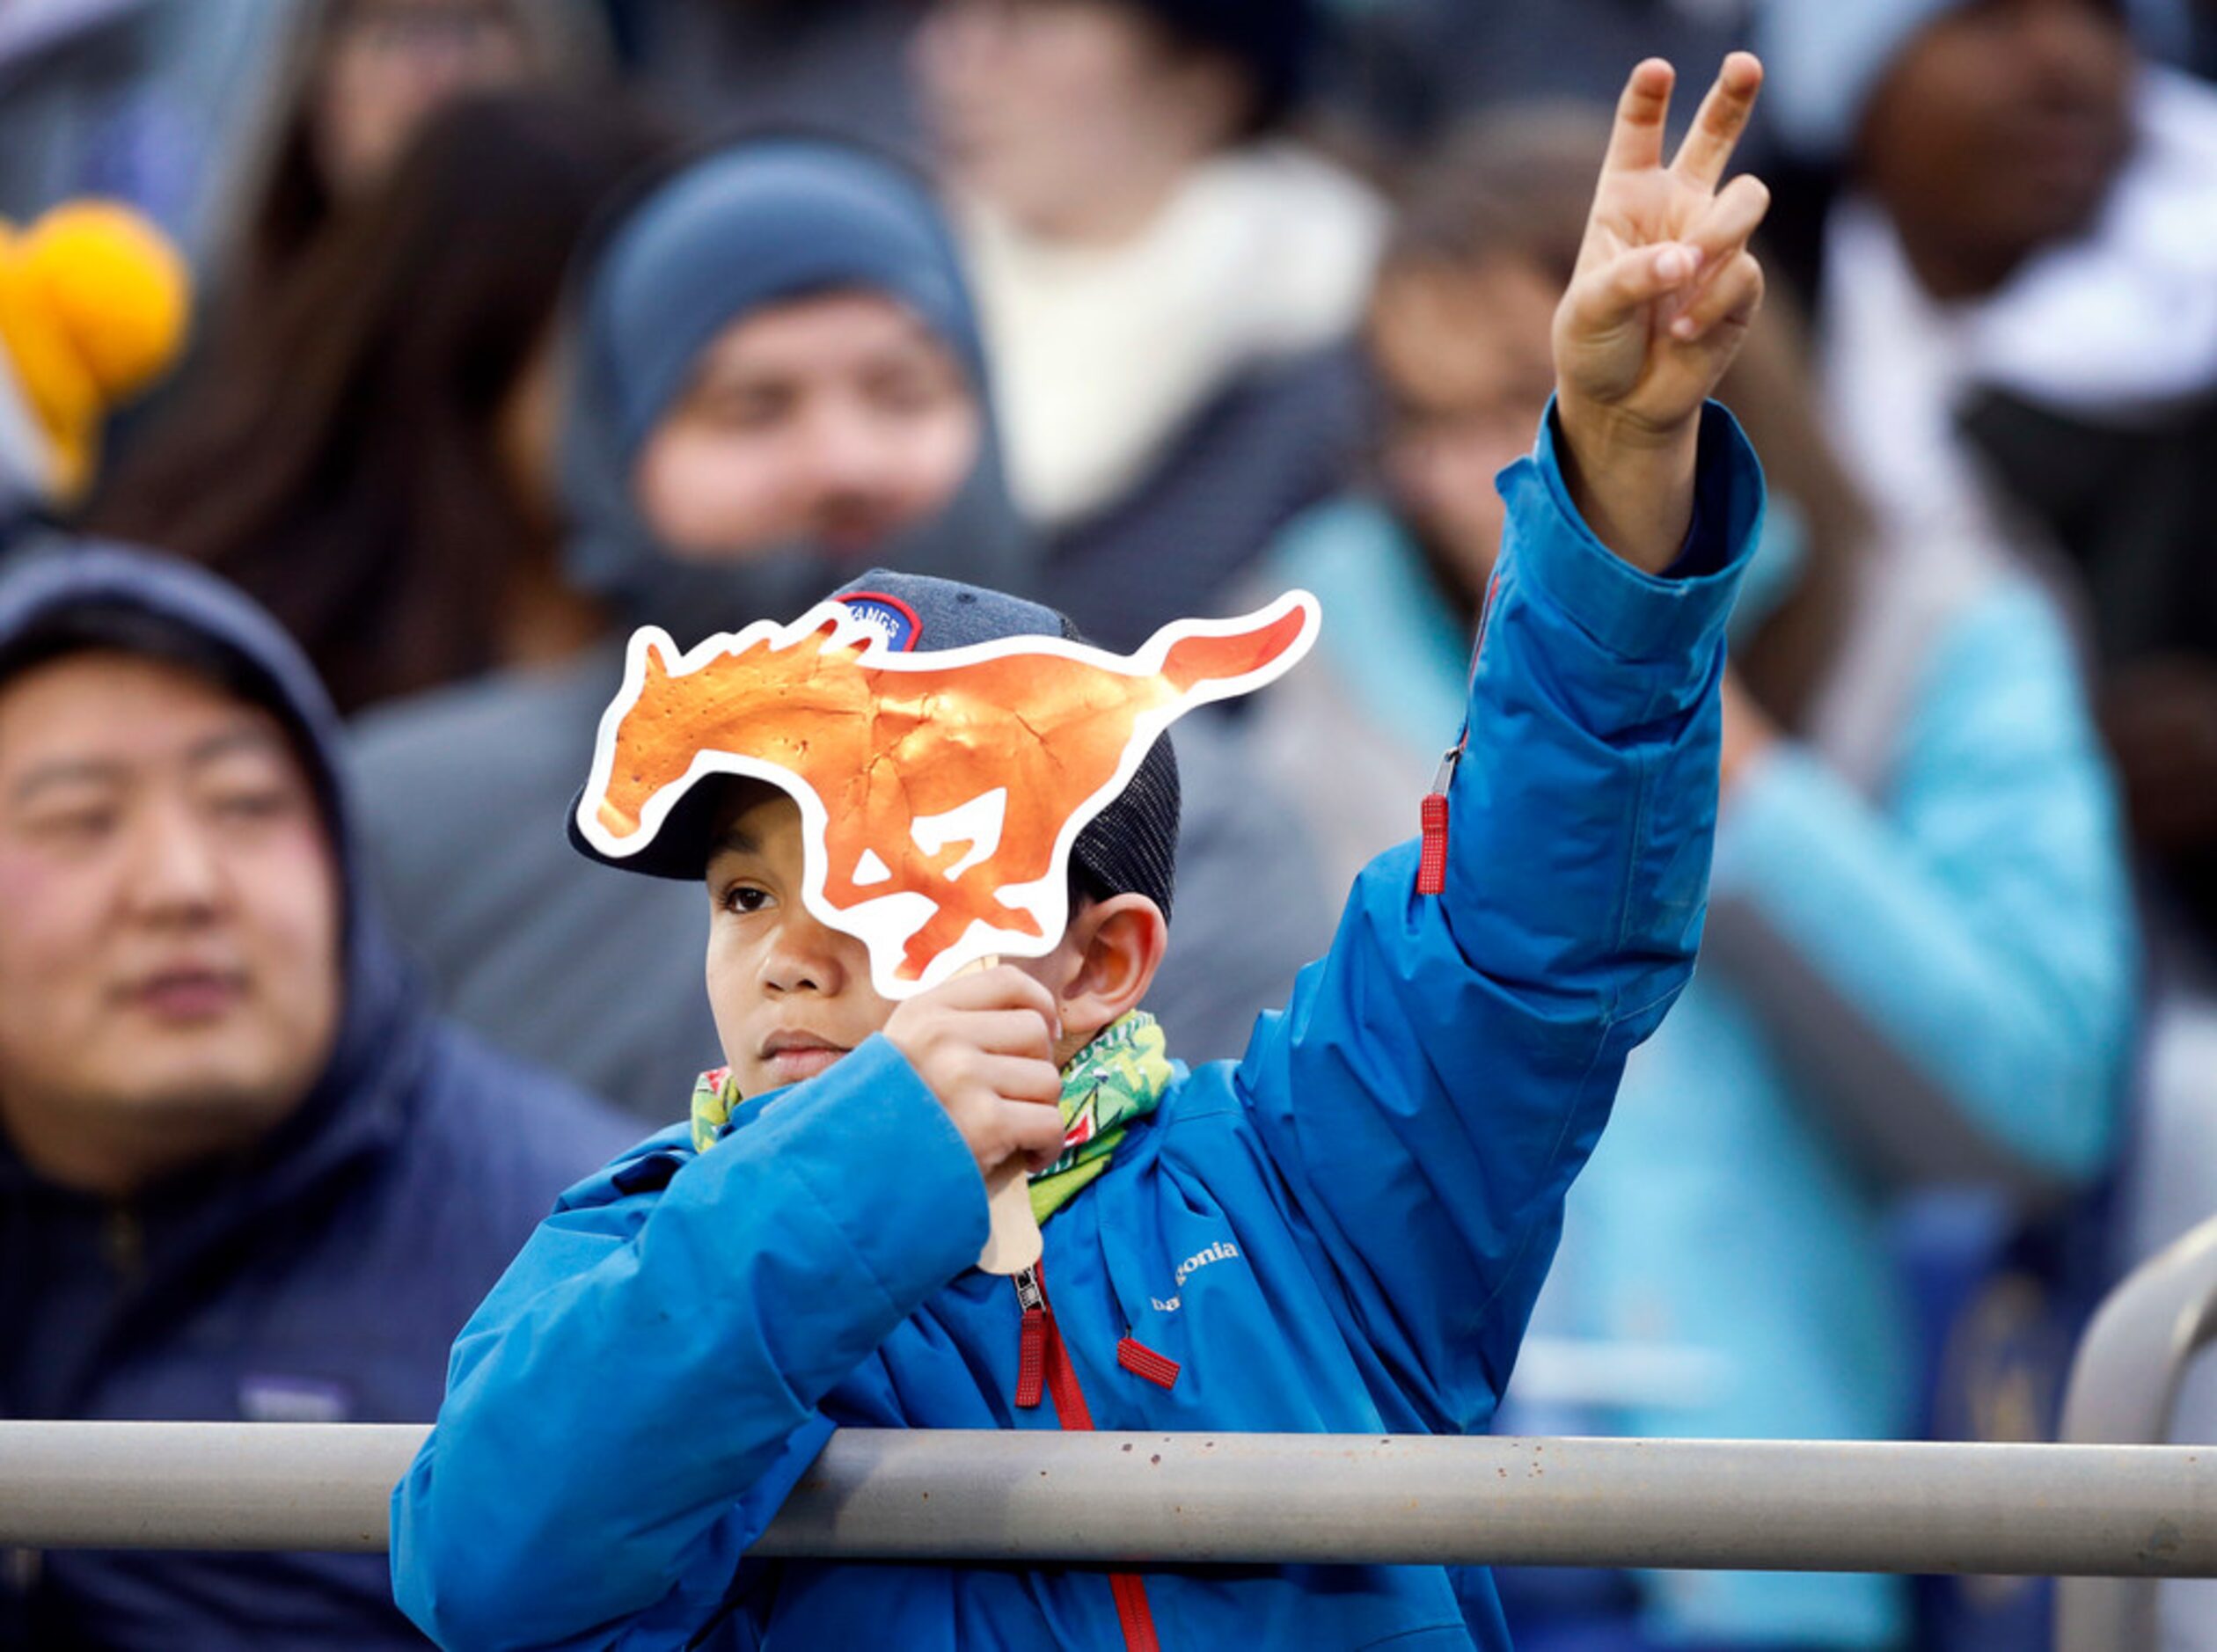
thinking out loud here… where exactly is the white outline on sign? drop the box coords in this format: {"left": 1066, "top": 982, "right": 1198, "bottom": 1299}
{"left": 574, "top": 589, "right": 1321, "bottom": 999}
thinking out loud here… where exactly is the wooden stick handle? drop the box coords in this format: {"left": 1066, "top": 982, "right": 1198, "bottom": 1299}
{"left": 955, "top": 954, "right": 1047, "bottom": 1276}
{"left": 977, "top": 1163, "right": 1043, "bottom": 1276}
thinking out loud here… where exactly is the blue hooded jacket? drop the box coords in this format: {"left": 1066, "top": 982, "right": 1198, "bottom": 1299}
{"left": 0, "top": 545, "right": 639, "bottom": 1650}
{"left": 391, "top": 406, "right": 1763, "bottom": 1650}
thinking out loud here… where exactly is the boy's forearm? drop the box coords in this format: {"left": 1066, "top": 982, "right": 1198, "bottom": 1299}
{"left": 1552, "top": 396, "right": 1700, "bottom": 575}
{"left": 1437, "top": 406, "right": 1749, "bottom": 994}
{"left": 1231, "top": 407, "right": 1760, "bottom": 1429}
{"left": 393, "top": 1042, "right": 988, "bottom": 1647}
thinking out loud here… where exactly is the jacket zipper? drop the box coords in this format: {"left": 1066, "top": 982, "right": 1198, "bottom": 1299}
{"left": 1421, "top": 564, "right": 1504, "bottom": 896}
{"left": 1011, "top": 1260, "right": 1163, "bottom": 1652}
{"left": 1014, "top": 1264, "right": 1049, "bottom": 1408}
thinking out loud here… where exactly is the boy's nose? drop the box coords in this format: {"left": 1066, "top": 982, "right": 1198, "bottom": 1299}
{"left": 760, "top": 912, "right": 849, "bottom": 996}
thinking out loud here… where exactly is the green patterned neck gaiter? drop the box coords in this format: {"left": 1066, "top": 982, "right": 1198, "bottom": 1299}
{"left": 1026, "top": 1010, "right": 1172, "bottom": 1224}
{"left": 690, "top": 1064, "right": 743, "bottom": 1156}
{"left": 687, "top": 1011, "right": 1174, "bottom": 1226}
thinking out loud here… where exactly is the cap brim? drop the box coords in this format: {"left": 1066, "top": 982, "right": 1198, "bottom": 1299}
{"left": 567, "top": 779, "right": 726, "bottom": 882}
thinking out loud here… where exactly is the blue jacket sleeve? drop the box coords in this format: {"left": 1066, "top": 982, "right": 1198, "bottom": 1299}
{"left": 1707, "top": 581, "right": 2136, "bottom": 1183}
{"left": 1232, "top": 402, "right": 1760, "bottom": 1428}
{"left": 390, "top": 1036, "right": 989, "bottom": 1651}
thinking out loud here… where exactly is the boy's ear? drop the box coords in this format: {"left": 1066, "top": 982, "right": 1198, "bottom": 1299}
{"left": 1055, "top": 892, "right": 1169, "bottom": 1049}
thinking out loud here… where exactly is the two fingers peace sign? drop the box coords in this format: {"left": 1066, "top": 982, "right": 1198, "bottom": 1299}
{"left": 1554, "top": 53, "right": 1770, "bottom": 442}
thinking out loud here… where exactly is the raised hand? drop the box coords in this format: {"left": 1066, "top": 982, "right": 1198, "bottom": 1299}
{"left": 1552, "top": 53, "right": 1768, "bottom": 572}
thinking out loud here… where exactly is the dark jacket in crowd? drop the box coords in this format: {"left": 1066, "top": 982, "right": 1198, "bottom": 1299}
{"left": 1962, "top": 386, "right": 2217, "bottom": 942}
{"left": 1045, "top": 344, "right": 1371, "bottom": 656}
{"left": 0, "top": 545, "right": 638, "bottom": 1651}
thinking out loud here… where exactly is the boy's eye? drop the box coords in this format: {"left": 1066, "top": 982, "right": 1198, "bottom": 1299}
{"left": 721, "top": 884, "right": 772, "bottom": 916}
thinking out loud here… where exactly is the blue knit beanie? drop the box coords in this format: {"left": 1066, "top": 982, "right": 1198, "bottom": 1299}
{"left": 578, "top": 140, "right": 986, "bottom": 463}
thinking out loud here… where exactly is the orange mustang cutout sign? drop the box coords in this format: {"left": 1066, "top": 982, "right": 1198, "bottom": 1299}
{"left": 577, "top": 591, "right": 1321, "bottom": 998}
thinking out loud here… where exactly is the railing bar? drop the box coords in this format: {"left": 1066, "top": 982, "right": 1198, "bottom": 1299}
{"left": 0, "top": 1424, "right": 2209, "bottom": 1578}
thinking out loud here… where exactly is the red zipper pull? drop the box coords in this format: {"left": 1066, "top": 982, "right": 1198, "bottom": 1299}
{"left": 1116, "top": 1336, "right": 1180, "bottom": 1391}
{"left": 1417, "top": 743, "right": 1461, "bottom": 896}
{"left": 1013, "top": 1265, "right": 1047, "bottom": 1409}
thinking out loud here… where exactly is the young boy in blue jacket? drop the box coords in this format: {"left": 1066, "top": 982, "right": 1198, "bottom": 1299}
{"left": 393, "top": 54, "right": 1774, "bottom": 1652}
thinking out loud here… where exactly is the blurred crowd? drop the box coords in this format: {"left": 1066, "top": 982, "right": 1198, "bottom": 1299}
{"left": 1, "top": 0, "right": 2215, "bottom": 1648}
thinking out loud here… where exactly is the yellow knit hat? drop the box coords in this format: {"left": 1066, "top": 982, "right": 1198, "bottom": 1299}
{"left": 0, "top": 201, "right": 191, "bottom": 502}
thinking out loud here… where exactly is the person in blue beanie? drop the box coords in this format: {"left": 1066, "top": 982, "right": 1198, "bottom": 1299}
{"left": 392, "top": 54, "right": 1774, "bottom": 1651}
{"left": 350, "top": 132, "right": 1339, "bottom": 1115}
{"left": 0, "top": 542, "right": 637, "bottom": 1649}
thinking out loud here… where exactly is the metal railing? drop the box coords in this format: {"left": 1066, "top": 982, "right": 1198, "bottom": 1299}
{"left": 2054, "top": 1212, "right": 2217, "bottom": 1652}
{"left": 8, "top": 1216, "right": 2217, "bottom": 1647}
{"left": 3, "top": 1422, "right": 2213, "bottom": 1580}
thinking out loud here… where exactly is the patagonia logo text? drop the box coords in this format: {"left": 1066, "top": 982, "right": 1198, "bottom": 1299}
{"left": 1174, "top": 1241, "right": 1241, "bottom": 1289}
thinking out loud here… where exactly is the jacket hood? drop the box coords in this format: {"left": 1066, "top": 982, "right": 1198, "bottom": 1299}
{"left": 557, "top": 134, "right": 1034, "bottom": 640}
{"left": 0, "top": 539, "right": 423, "bottom": 1187}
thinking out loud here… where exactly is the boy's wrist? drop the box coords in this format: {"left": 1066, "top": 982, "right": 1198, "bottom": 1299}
{"left": 1504, "top": 400, "right": 1760, "bottom": 667}
{"left": 1551, "top": 394, "right": 1699, "bottom": 576}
